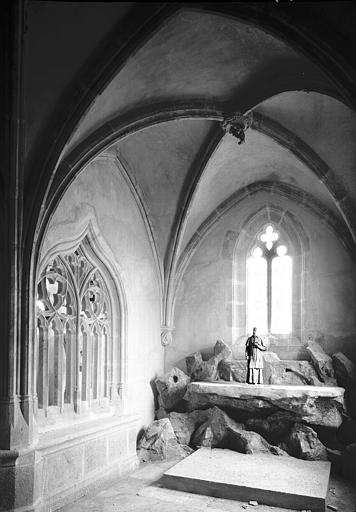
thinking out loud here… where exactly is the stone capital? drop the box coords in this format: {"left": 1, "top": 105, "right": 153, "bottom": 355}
{"left": 161, "top": 325, "right": 174, "bottom": 347}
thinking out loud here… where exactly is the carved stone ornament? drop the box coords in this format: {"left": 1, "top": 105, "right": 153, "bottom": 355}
{"left": 161, "top": 326, "right": 174, "bottom": 347}
{"left": 221, "top": 112, "right": 253, "bottom": 144}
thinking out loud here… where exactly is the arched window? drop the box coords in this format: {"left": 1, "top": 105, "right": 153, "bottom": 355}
{"left": 36, "top": 245, "right": 117, "bottom": 418}
{"left": 246, "top": 224, "right": 293, "bottom": 336}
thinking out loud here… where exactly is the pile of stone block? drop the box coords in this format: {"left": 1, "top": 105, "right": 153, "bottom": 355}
{"left": 137, "top": 339, "right": 356, "bottom": 481}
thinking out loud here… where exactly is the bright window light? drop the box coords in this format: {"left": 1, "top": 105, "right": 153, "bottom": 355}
{"left": 246, "top": 250, "right": 267, "bottom": 334}
{"left": 260, "top": 224, "right": 279, "bottom": 250}
{"left": 271, "top": 247, "right": 292, "bottom": 334}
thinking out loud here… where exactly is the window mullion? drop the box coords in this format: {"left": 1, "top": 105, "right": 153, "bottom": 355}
{"left": 267, "top": 255, "right": 272, "bottom": 335}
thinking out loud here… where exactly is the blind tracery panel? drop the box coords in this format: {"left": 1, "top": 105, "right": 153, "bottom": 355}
{"left": 36, "top": 247, "right": 113, "bottom": 416}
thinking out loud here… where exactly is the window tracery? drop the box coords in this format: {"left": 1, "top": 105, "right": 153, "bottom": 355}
{"left": 36, "top": 246, "right": 115, "bottom": 418}
{"left": 246, "top": 224, "right": 292, "bottom": 335}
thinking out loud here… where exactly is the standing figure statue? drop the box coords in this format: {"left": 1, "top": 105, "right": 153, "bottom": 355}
{"left": 245, "top": 327, "right": 266, "bottom": 384}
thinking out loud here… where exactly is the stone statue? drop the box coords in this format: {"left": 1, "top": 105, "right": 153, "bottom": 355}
{"left": 245, "top": 327, "right": 266, "bottom": 384}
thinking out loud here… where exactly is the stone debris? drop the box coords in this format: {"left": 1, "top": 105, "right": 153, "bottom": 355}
{"left": 248, "top": 500, "right": 258, "bottom": 506}
{"left": 144, "top": 344, "right": 352, "bottom": 468}
{"left": 191, "top": 406, "right": 288, "bottom": 456}
{"left": 332, "top": 352, "right": 355, "bottom": 389}
{"left": 186, "top": 340, "right": 232, "bottom": 382}
{"left": 138, "top": 418, "right": 193, "bottom": 462}
{"left": 155, "top": 367, "right": 190, "bottom": 411}
{"left": 214, "top": 339, "right": 232, "bottom": 361}
{"left": 306, "top": 341, "right": 336, "bottom": 385}
{"left": 282, "top": 423, "right": 328, "bottom": 461}
{"left": 158, "top": 409, "right": 212, "bottom": 446}
{"left": 332, "top": 352, "right": 356, "bottom": 419}
{"left": 327, "top": 505, "right": 338, "bottom": 511}
{"left": 246, "top": 412, "right": 295, "bottom": 445}
{"left": 218, "top": 360, "right": 246, "bottom": 382}
{"left": 264, "top": 353, "right": 322, "bottom": 386}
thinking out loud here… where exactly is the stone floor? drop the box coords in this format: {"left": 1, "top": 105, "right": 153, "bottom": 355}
{"left": 60, "top": 459, "right": 356, "bottom": 512}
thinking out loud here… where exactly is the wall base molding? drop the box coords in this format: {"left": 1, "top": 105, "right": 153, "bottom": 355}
{"left": 0, "top": 414, "right": 139, "bottom": 512}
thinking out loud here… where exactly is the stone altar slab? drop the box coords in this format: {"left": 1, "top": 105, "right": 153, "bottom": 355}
{"left": 162, "top": 447, "right": 331, "bottom": 512}
{"left": 184, "top": 381, "right": 345, "bottom": 427}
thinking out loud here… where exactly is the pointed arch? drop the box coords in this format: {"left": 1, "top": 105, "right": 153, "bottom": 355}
{"left": 232, "top": 205, "right": 310, "bottom": 347}
{"left": 36, "top": 220, "right": 128, "bottom": 424}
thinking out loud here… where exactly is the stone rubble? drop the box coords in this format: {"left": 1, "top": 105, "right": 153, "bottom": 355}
{"left": 137, "top": 418, "right": 193, "bottom": 462}
{"left": 281, "top": 423, "right": 328, "bottom": 460}
{"left": 306, "top": 341, "right": 337, "bottom": 385}
{"left": 186, "top": 340, "right": 232, "bottom": 382}
{"left": 184, "top": 381, "right": 344, "bottom": 428}
{"left": 155, "top": 367, "right": 190, "bottom": 411}
{"left": 144, "top": 342, "right": 356, "bottom": 470}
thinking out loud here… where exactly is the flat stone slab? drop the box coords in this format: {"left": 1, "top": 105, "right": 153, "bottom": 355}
{"left": 162, "top": 448, "right": 331, "bottom": 512}
{"left": 184, "top": 382, "right": 345, "bottom": 427}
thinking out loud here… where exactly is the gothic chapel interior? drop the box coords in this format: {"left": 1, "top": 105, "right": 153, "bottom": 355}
{"left": 1, "top": 1, "right": 356, "bottom": 511}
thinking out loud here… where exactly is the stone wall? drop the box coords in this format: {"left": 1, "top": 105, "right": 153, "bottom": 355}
{"left": 34, "top": 154, "right": 164, "bottom": 508}
{"left": 41, "top": 154, "right": 163, "bottom": 426}
{"left": 168, "top": 191, "right": 356, "bottom": 371}
{"left": 36, "top": 415, "right": 138, "bottom": 510}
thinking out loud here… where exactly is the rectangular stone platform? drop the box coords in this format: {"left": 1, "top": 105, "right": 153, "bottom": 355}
{"left": 162, "top": 448, "right": 331, "bottom": 512}
{"left": 184, "top": 381, "right": 345, "bottom": 427}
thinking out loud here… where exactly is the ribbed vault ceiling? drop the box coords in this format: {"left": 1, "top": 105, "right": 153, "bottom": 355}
{"left": 63, "top": 8, "right": 356, "bottom": 277}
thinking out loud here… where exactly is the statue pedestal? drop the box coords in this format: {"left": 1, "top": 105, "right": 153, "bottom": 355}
{"left": 184, "top": 381, "right": 345, "bottom": 427}
{"left": 162, "top": 447, "right": 331, "bottom": 512}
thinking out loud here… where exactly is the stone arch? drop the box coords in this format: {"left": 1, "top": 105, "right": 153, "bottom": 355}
{"left": 36, "top": 220, "right": 128, "bottom": 420}
{"left": 232, "top": 205, "right": 310, "bottom": 356}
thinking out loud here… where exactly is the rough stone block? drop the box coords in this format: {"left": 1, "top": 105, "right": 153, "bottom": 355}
{"left": 218, "top": 360, "right": 246, "bottom": 382}
{"left": 191, "top": 406, "right": 287, "bottom": 456}
{"left": 246, "top": 412, "right": 295, "bottom": 445}
{"left": 184, "top": 382, "right": 345, "bottom": 428}
{"left": 186, "top": 341, "right": 232, "bottom": 383}
{"left": 332, "top": 352, "right": 355, "bottom": 389}
{"left": 137, "top": 418, "right": 193, "bottom": 462}
{"left": 155, "top": 367, "right": 190, "bottom": 411}
{"left": 282, "top": 423, "right": 328, "bottom": 461}
{"left": 306, "top": 341, "right": 336, "bottom": 385}
{"left": 265, "top": 357, "right": 323, "bottom": 386}
{"left": 165, "top": 409, "right": 212, "bottom": 446}
{"left": 214, "top": 339, "right": 232, "bottom": 361}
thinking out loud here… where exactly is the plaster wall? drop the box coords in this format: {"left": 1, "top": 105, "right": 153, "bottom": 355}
{"left": 181, "top": 130, "right": 339, "bottom": 250}
{"left": 168, "top": 192, "right": 356, "bottom": 371}
{"left": 66, "top": 10, "right": 333, "bottom": 154}
{"left": 34, "top": 153, "right": 163, "bottom": 509}
{"left": 41, "top": 153, "right": 163, "bottom": 428}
